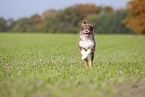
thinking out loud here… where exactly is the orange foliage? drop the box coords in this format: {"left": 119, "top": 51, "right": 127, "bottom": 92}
{"left": 33, "top": 16, "right": 42, "bottom": 24}
{"left": 123, "top": 0, "right": 145, "bottom": 34}
{"left": 77, "top": 4, "right": 101, "bottom": 19}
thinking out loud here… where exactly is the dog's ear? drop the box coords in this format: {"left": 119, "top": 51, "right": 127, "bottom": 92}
{"left": 82, "top": 22, "right": 86, "bottom": 25}
{"left": 90, "top": 22, "right": 93, "bottom": 27}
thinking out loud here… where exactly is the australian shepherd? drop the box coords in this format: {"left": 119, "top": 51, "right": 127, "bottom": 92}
{"left": 77, "top": 22, "right": 95, "bottom": 66}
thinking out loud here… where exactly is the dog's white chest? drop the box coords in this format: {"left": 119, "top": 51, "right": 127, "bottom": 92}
{"left": 79, "top": 37, "right": 94, "bottom": 50}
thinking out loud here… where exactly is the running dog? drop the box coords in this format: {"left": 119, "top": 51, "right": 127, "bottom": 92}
{"left": 77, "top": 22, "right": 95, "bottom": 66}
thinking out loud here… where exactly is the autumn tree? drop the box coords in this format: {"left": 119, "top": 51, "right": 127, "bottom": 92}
{"left": 123, "top": 0, "right": 145, "bottom": 34}
{"left": 30, "top": 14, "right": 43, "bottom": 32}
{"left": 76, "top": 4, "right": 103, "bottom": 19}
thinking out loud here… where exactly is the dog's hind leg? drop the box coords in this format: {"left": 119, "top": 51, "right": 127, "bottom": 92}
{"left": 88, "top": 46, "right": 95, "bottom": 66}
{"left": 90, "top": 52, "right": 94, "bottom": 67}
{"left": 84, "top": 58, "right": 88, "bottom": 67}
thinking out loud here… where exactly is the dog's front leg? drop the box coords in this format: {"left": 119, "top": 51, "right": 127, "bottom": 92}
{"left": 81, "top": 49, "right": 86, "bottom": 56}
{"left": 79, "top": 48, "right": 88, "bottom": 66}
{"left": 81, "top": 49, "right": 91, "bottom": 60}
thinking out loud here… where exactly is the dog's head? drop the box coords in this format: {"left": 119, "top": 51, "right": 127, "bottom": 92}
{"left": 80, "top": 22, "right": 94, "bottom": 37}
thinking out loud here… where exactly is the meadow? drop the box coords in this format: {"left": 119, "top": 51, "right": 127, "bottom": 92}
{"left": 0, "top": 33, "right": 145, "bottom": 97}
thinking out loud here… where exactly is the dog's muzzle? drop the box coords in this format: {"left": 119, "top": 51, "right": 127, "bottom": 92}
{"left": 84, "top": 29, "right": 90, "bottom": 37}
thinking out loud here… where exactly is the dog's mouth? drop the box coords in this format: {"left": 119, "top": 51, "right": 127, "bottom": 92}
{"left": 84, "top": 32, "right": 90, "bottom": 37}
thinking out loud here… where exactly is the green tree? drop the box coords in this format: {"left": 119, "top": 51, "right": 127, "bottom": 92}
{"left": 7, "top": 18, "right": 15, "bottom": 32}
{"left": 103, "top": 6, "right": 114, "bottom": 13}
{"left": 93, "top": 10, "right": 134, "bottom": 34}
{"left": 41, "top": 9, "right": 57, "bottom": 20}
{"left": 11, "top": 14, "right": 42, "bottom": 32}
{"left": 11, "top": 18, "right": 32, "bottom": 32}
{"left": 0, "top": 17, "right": 8, "bottom": 32}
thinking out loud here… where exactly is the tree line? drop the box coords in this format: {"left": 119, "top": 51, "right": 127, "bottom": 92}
{"left": 0, "top": 1, "right": 144, "bottom": 34}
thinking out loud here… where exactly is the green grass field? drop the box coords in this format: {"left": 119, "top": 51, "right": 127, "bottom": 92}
{"left": 0, "top": 33, "right": 145, "bottom": 97}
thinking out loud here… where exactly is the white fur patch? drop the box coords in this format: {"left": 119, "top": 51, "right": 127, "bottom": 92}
{"left": 79, "top": 34, "right": 94, "bottom": 50}
{"left": 81, "top": 54, "right": 87, "bottom": 60}
{"left": 86, "top": 49, "right": 91, "bottom": 55}
{"left": 81, "top": 49, "right": 91, "bottom": 60}
{"left": 81, "top": 49, "right": 86, "bottom": 55}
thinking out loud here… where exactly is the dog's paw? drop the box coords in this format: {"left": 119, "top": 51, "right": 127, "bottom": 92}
{"left": 81, "top": 54, "right": 88, "bottom": 60}
{"left": 81, "top": 49, "right": 86, "bottom": 55}
{"left": 86, "top": 49, "right": 91, "bottom": 55}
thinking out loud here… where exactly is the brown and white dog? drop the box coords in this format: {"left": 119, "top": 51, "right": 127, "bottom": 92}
{"left": 77, "top": 22, "right": 95, "bottom": 66}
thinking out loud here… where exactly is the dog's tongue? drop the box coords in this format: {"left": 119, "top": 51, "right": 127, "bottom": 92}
{"left": 85, "top": 34, "right": 89, "bottom": 37}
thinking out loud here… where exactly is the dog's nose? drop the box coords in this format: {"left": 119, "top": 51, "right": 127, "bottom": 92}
{"left": 85, "top": 29, "right": 89, "bottom": 33}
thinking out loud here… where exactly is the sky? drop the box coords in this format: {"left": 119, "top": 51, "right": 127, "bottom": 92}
{"left": 0, "top": 0, "right": 131, "bottom": 20}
